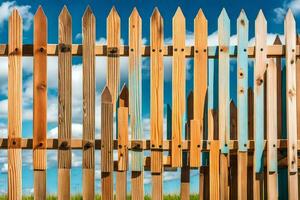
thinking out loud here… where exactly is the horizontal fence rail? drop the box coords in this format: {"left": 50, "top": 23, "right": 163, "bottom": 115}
{"left": 1, "top": 4, "right": 300, "bottom": 200}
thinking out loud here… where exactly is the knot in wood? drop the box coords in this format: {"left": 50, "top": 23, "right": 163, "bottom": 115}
{"left": 256, "top": 77, "right": 263, "bottom": 86}
{"left": 59, "top": 43, "right": 71, "bottom": 53}
{"left": 59, "top": 141, "right": 69, "bottom": 150}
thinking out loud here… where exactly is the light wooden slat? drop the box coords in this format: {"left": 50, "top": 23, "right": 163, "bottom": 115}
{"left": 285, "top": 9, "right": 298, "bottom": 200}
{"left": 107, "top": 7, "right": 120, "bottom": 109}
{"left": 33, "top": 6, "right": 47, "bottom": 200}
{"left": 210, "top": 139, "right": 220, "bottom": 200}
{"left": 58, "top": 7, "right": 72, "bottom": 200}
{"left": 82, "top": 6, "right": 95, "bottom": 200}
{"left": 236, "top": 10, "right": 248, "bottom": 200}
{"left": 192, "top": 9, "right": 207, "bottom": 168}
{"left": 150, "top": 7, "right": 164, "bottom": 200}
{"left": 116, "top": 85, "right": 129, "bottom": 200}
{"left": 266, "top": 58, "right": 278, "bottom": 200}
{"left": 253, "top": 10, "right": 267, "bottom": 200}
{"left": 8, "top": 9, "right": 22, "bottom": 200}
{"left": 171, "top": 7, "right": 185, "bottom": 167}
{"left": 218, "top": 8, "right": 230, "bottom": 200}
{"left": 129, "top": 8, "right": 144, "bottom": 200}
{"left": 101, "top": 87, "right": 114, "bottom": 200}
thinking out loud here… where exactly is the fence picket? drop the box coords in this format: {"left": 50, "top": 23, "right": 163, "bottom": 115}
{"left": 237, "top": 10, "right": 248, "bottom": 200}
{"left": 253, "top": 10, "right": 267, "bottom": 200}
{"left": 58, "top": 7, "right": 72, "bottom": 200}
{"left": 266, "top": 58, "right": 278, "bottom": 199}
{"left": 218, "top": 8, "right": 230, "bottom": 200}
{"left": 33, "top": 6, "right": 47, "bottom": 200}
{"left": 82, "top": 6, "right": 95, "bottom": 200}
{"left": 8, "top": 9, "right": 22, "bottom": 200}
{"left": 150, "top": 7, "right": 164, "bottom": 200}
{"left": 172, "top": 7, "right": 185, "bottom": 167}
{"left": 101, "top": 87, "right": 114, "bottom": 200}
{"left": 285, "top": 9, "right": 298, "bottom": 200}
{"left": 116, "top": 85, "right": 129, "bottom": 200}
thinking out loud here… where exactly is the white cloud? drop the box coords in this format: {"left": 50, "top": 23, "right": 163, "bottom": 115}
{"left": 0, "top": 163, "right": 7, "bottom": 173}
{"left": 273, "top": 0, "right": 300, "bottom": 23}
{"left": 75, "top": 33, "right": 82, "bottom": 41}
{"left": 0, "top": 1, "right": 33, "bottom": 31}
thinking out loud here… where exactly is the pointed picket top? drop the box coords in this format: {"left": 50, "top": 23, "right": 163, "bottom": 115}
{"left": 59, "top": 6, "right": 71, "bottom": 20}
{"left": 274, "top": 35, "right": 282, "bottom": 45}
{"left": 83, "top": 5, "right": 95, "bottom": 21}
{"left": 151, "top": 7, "right": 162, "bottom": 19}
{"left": 173, "top": 7, "right": 185, "bottom": 22}
{"left": 285, "top": 8, "right": 295, "bottom": 21}
{"left": 218, "top": 8, "right": 230, "bottom": 25}
{"left": 237, "top": 9, "right": 248, "bottom": 25}
{"left": 107, "top": 6, "right": 120, "bottom": 21}
{"left": 9, "top": 9, "right": 21, "bottom": 22}
{"left": 119, "top": 84, "right": 129, "bottom": 108}
{"left": 130, "top": 7, "right": 141, "bottom": 19}
{"left": 255, "top": 9, "right": 266, "bottom": 28}
{"left": 195, "top": 9, "right": 207, "bottom": 23}
{"left": 35, "top": 6, "right": 46, "bottom": 19}
{"left": 101, "top": 86, "right": 112, "bottom": 103}
{"left": 285, "top": 8, "right": 295, "bottom": 31}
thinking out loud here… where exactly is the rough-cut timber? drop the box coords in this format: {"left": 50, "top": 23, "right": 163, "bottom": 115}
{"left": 129, "top": 8, "right": 144, "bottom": 200}
{"left": 237, "top": 10, "right": 248, "bottom": 200}
{"left": 33, "top": 6, "right": 47, "bottom": 200}
{"left": 82, "top": 6, "right": 95, "bottom": 200}
{"left": 266, "top": 58, "right": 278, "bottom": 200}
{"left": 101, "top": 87, "right": 114, "bottom": 200}
{"left": 107, "top": 7, "right": 120, "bottom": 109}
{"left": 150, "top": 7, "right": 164, "bottom": 200}
{"left": 116, "top": 85, "right": 129, "bottom": 200}
{"left": 172, "top": 7, "right": 185, "bottom": 167}
{"left": 285, "top": 9, "right": 298, "bottom": 200}
{"left": 8, "top": 9, "right": 22, "bottom": 200}
{"left": 254, "top": 10, "right": 267, "bottom": 200}
{"left": 218, "top": 8, "right": 230, "bottom": 200}
{"left": 58, "top": 7, "right": 72, "bottom": 200}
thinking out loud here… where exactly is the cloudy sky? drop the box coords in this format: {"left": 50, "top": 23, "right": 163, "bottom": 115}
{"left": 0, "top": 0, "right": 297, "bottom": 195}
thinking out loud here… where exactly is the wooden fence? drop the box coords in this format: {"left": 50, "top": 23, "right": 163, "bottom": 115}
{"left": 0, "top": 5, "right": 299, "bottom": 200}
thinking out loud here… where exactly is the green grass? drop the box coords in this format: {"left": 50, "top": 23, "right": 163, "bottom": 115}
{"left": 0, "top": 194, "right": 200, "bottom": 200}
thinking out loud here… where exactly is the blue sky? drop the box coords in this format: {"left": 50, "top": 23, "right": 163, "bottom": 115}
{"left": 0, "top": 0, "right": 297, "bottom": 195}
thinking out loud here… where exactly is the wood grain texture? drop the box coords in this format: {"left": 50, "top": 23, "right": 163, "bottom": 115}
{"left": 172, "top": 7, "right": 185, "bottom": 167}
{"left": 82, "top": 6, "right": 95, "bottom": 200}
{"left": 150, "top": 8, "right": 164, "bottom": 200}
{"left": 107, "top": 7, "right": 120, "bottom": 109}
{"left": 266, "top": 58, "right": 278, "bottom": 200}
{"left": 210, "top": 140, "right": 220, "bottom": 200}
{"left": 285, "top": 9, "right": 298, "bottom": 200}
{"left": 101, "top": 87, "right": 114, "bottom": 200}
{"left": 58, "top": 7, "right": 72, "bottom": 200}
{"left": 131, "top": 171, "right": 144, "bottom": 200}
{"left": 116, "top": 85, "right": 129, "bottom": 200}
{"left": 193, "top": 9, "right": 207, "bottom": 168}
{"left": 253, "top": 10, "right": 267, "bottom": 200}
{"left": 33, "top": 6, "right": 47, "bottom": 200}
{"left": 8, "top": 9, "right": 22, "bottom": 200}
{"left": 298, "top": 34, "right": 300, "bottom": 140}
{"left": 237, "top": 10, "right": 248, "bottom": 200}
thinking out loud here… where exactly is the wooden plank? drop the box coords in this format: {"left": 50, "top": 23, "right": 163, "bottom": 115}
{"left": 58, "top": 7, "right": 72, "bottom": 200}
{"left": 129, "top": 8, "right": 144, "bottom": 200}
{"left": 82, "top": 6, "right": 95, "bottom": 200}
{"left": 236, "top": 10, "right": 248, "bottom": 200}
{"left": 116, "top": 85, "right": 129, "bottom": 200}
{"left": 210, "top": 140, "right": 220, "bottom": 200}
{"left": 171, "top": 7, "right": 185, "bottom": 167}
{"left": 266, "top": 58, "right": 278, "bottom": 200}
{"left": 101, "top": 87, "right": 114, "bottom": 200}
{"left": 107, "top": 7, "right": 120, "bottom": 109}
{"left": 150, "top": 7, "right": 164, "bottom": 200}
{"left": 298, "top": 34, "right": 300, "bottom": 140}
{"left": 253, "top": 10, "right": 267, "bottom": 200}
{"left": 33, "top": 6, "right": 47, "bottom": 200}
{"left": 285, "top": 9, "right": 298, "bottom": 200}
{"left": 8, "top": 9, "right": 22, "bottom": 200}
{"left": 192, "top": 9, "right": 207, "bottom": 169}
{"left": 218, "top": 8, "right": 230, "bottom": 200}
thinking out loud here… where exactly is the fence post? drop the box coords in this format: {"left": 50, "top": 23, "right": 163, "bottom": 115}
{"left": 150, "top": 7, "right": 164, "bottom": 200}
{"left": 33, "top": 6, "right": 47, "bottom": 200}
{"left": 58, "top": 6, "right": 72, "bottom": 200}
{"left": 82, "top": 6, "right": 95, "bottom": 200}
{"left": 8, "top": 9, "right": 22, "bottom": 200}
